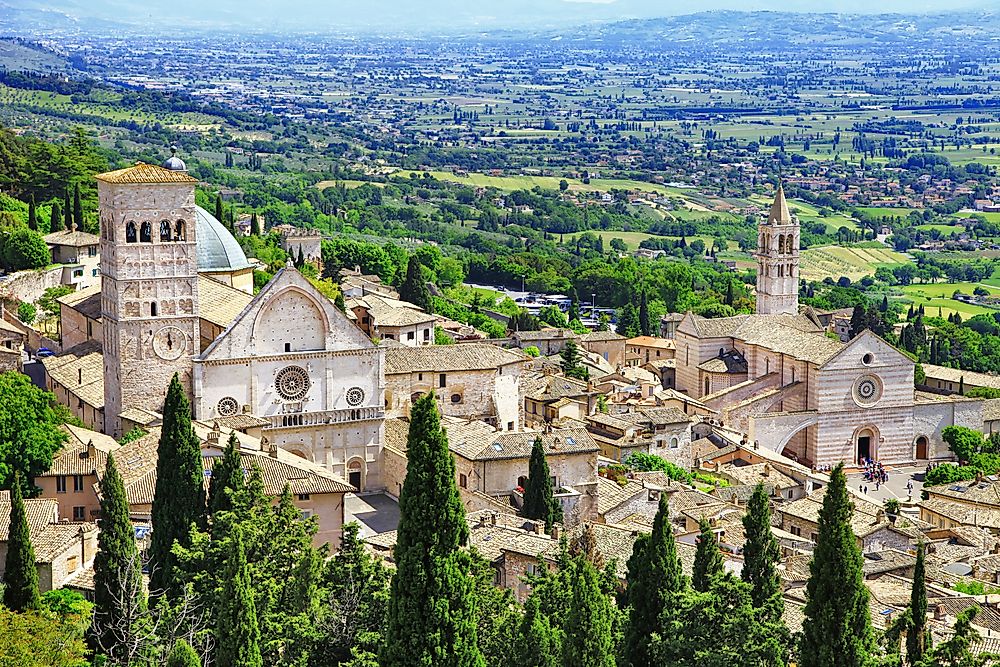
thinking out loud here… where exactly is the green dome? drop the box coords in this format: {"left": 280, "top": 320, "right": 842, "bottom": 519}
{"left": 195, "top": 205, "right": 251, "bottom": 273}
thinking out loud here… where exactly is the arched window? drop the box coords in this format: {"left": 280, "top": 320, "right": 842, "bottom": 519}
{"left": 126, "top": 221, "right": 137, "bottom": 243}
{"left": 778, "top": 265, "right": 784, "bottom": 278}
{"left": 777, "top": 234, "right": 785, "bottom": 254}
{"left": 175, "top": 220, "right": 186, "bottom": 241}
{"left": 140, "top": 222, "right": 152, "bottom": 243}
{"left": 786, "top": 235, "right": 794, "bottom": 254}
{"left": 704, "top": 378, "right": 711, "bottom": 395}
{"left": 150, "top": 302, "right": 158, "bottom": 317}
{"left": 159, "top": 220, "right": 171, "bottom": 241}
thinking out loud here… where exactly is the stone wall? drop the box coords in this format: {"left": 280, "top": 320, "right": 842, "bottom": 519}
{"left": 0, "top": 266, "right": 66, "bottom": 304}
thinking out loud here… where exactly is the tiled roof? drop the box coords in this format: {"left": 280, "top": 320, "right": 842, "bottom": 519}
{"left": 43, "top": 228, "right": 100, "bottom": 248}
{"left": 0, "top": 496, "right": 58, "bottom": 543}
{"left": 678, "top": 311, "right": 840, "bottom": 366}
{"left": 64, "top": 564, "right": 96, "bottom": 592}
{"left": 923, "top": 363, "right": 1000, "bottom": 390}
{"left": 627, "top": 336, "right": 675, "bottom": 350}
{"left": 33, "top": 522, "right": 96, "bottom": 562}
{"left": 95, "top": 163, "right": 197, "bottom": 185}
{"left": 596, "top": 476, "right": 646, "bottom": 516}
{"left": 41, "top": 342, "right": 105, "bottom": 408}
{"left": 522, "top": 373, "right": 591, "bottom": 401}
{"left": 778, "top": 487, "right": 889, "bottom": 537}
{"left": 348, "top": 293, "right": 435, "bottom": 327}
{"left": 384, "top": 342, "right": 525, "bottom": 374}
{"left": 580, "top": 331, "right": 626, "bottom": 343}
{"left": 921, "top": 497, "right": 1000, "bottom": 530}
{"left": 198, "top": 275, "right": 254, "bottom": 328}
{"left": 40, "top": 425, "right": 119, "bottom": 477}
{"left": 925, "top": 477, "right": 1000, "bottom": 507}
{"left": 214, "top": 413, "right": 270, "bottom": 430}
{"left": 717, "top": 462, "right": 798, "bottom": 490}
{"left": 57, "top": 285, "right": 102, "bottom": 320}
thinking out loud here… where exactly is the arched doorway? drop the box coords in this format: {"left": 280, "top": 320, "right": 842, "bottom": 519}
{"left": 347, "top": 458, "right": 365, "bottom": 492}
{"left": 915, "top": 436, "right": 929, "bottom": 460}
{"left": 856, "top": 426, "right": 878, "bottom": 463}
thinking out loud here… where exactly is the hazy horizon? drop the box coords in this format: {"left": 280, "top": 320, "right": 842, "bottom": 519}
{"left": 2, "top": 0, "right": 996, "bottom": 33}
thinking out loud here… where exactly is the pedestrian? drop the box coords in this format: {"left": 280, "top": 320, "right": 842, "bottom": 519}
{"left": 864, "top": 485, "right": 868, "bottom": 494}
{"left": 876, "top": 481, "right": 880, "bottom": 491}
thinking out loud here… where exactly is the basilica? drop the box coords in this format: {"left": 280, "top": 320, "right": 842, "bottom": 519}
{"left": 674, "top": 186, "right": 982, "bottom": 467}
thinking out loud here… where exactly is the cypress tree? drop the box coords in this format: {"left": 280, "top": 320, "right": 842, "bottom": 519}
{"left": 49, "top": 201, "right": 61, "bottom": 234}
{"left": 905, "top": 543, "right": 928, "bottom": 666}
{"left": 622, "top": 494, "right": 685, "bottom": 667}
{"left": 208, "top": 432, "right": 244, "bottom": 515}
{"left": 514, "top": 595, "right": 561, "bottom": 667}
{"left": 399, "top": 256, "right": 432, "bottom": 313}
{"left": 568, "top": 287, "right": 580, "bottom": 323}
{"left": 563, "top": 556, "right": 616, "bottom": 667}
{"left": 2, "top": 471, "right": 40, "bottom": 611}
{"left": 91, "top": 454, "right": 146, "bottom": 659}
{"left": 799, "top": 463, "right": 875, "bottom": 667}
{"left": 638, "top": 291, "right": 651, "bottom": 336}
{"left": 215, "top": 196, "right": 224, "bottom": 227}
{"left": 63, "top": 190, "right": 72, "bottom": 230}
{"left": 149, "top": 374, "right": 206, "bottom": 601}
{"left": 521, "top": 436, "right": 562, "bottom": 532}
{"left": 742, "top": 483, "right": 784, "bottom": 617}
{"left": 216, "top": 526, "right": 262, "bottom": 667}
{"left": 27, "top": 197, "right": 37, "bottom": 231}
{"left": 725, "top": 280, "right": 735, "bottom": 307}
{"left": 72, "top": 183, "right": 83, "bottom": 230}
{"left": 166, "top": 640, "right": 202, "bottom": 667}
{"left": 296, "top": 246, "right": 306, "bottom": 269}
{"left": 692, "top": 516, "right": 723, "bottom": 592}
{"left": 380, "top": 392, "right": 484, "bottom": 667}
{"left": 250, "top": 211, "right": 261, "bottom": 236}
{"left": 959, "top": 375, "right": 965, "bottom": 395}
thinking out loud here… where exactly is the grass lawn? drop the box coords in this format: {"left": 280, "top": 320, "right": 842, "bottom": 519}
{"left": 916, "top": 224, "right": 964, "bottom": 234}
{"left": 898, "top": 282, "right": 1000, "bottom": 319}
{"left": 858, "top": 207, "right": 920, "bottom": 219}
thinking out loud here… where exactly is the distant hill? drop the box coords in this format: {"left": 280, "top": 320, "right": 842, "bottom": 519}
{"left": 0, "top": 38, "right": 76, "bottom": 74}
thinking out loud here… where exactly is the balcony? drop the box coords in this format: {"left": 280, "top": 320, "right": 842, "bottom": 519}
{"left": 265, "top": 406, "right": 384, "bottom": 430}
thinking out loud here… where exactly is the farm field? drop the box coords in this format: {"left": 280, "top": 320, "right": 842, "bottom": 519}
{"left": 898, "top": 283, "right": 1000, "bottom": 319}
{"left": 916, "top": 224, "right": 963, "bottom": 234}
{"left": 799, "top": 246, "right": 909, "bottom": 281}
{"left": 562, "top": 230, "right": 715, "bottom": 251}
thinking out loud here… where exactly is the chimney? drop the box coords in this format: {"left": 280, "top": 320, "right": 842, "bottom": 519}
{"left": 551, "top": 524, "right": 560, "bottom": 540}
{"left": 533, "top": 521, "right": 544, "bottom": 535}
{"left": 208, "top": 422, "right": 220, "bottom": 445}
{"left": 85, "top": 439, "right": 95, "bottom": 460}
{"left": 763, "top": 463, "right": 771, "bottom": 477}
{"left": 78, "top": 368, "right": 83, "bottom": 385}
{"left": 269, "top": 439, "right": 279, "bottom": 458}
{"left": 491, "top": 512, "right": 498, "bottom": 526}
{"left": 976, "top": 470, "right": 984, "bottom": 484}
{"left": 934, "top": 604, "right": 946, "bottom": 621}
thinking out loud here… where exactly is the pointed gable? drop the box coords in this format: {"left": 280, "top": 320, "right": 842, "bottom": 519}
{"left": 199, "top": 267, "right": 373, "bottom": 361}
{"left": 819, "top": 329, "right": 912, "bottom": 373}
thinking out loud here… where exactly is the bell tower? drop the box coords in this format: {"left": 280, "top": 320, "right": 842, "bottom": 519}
{"left": 97, "top": 157, "right": 200, "bottom": 437}
{"left": 755, "top": 184, "right": 800, "bottom": 316}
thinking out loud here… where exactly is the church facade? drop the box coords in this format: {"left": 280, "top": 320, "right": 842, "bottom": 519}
{"left": 675, "top": 186, "right": 982, "bottom": 467}
{"left": 95, "top": 159, "right": 384, "bottom": 490}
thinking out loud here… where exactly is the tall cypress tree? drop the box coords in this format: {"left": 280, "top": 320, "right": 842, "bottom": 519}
{"left": 799, "top": 463, "right": 875, "bottom": 667}
{"left": 399, "top": 256, "right": 432, "bottom": 313}
{"left": 63, "top": 190, "right": 72, "bottom": 231}
{"left": 622, "top": 494, "right": 685, "bottom": 667}
{"left": 27, "top": 197, "right": 37, "bottom": 231}
{"left": 638, "top": 290, "right": 651, "bottom": 337}
{"left": 514, "top": 595, "right": 561, "bottom": 667}
{"left": 380, "top": 392, "right": 483, "bottom": 667}
{"left": 692, "top": 516, "right": 723, "bottom": 592}
{"left": 150, "top": 374, "right": 206, "bottom": 600}
{"left": 72, "top": 183, "right": 83, "bottom": 230}
{"left": 208, "top": 432, "right": 244, "bottom": 516}
{"left": 562, "top": 556, "right": 616, "bottom": 667}
{"left": 521, "top": 436, "right": 562, "bottom": 532}
{"left": 91, "top": 454, "right": 146, "bottom": 659}
{"left": 215, "top": 196, "right": 224, "bottom": 228}
{"left": 906, "top": 543, "right": 928, "bottom": 666}
{"left": 296, "top": 246, "right": 306, "bottom": 269}
{"left": 2, "top": 471, "right": 40, "bottom": 611}
{"left": 216, "top": 525, "right": 262, "bottom": 667}
{"left": 250, "top": 211, "right": 261, "bottom": 236}
{"left": 49, "top": 201, "right": 61, "bottom": 234}
{"left": 742, "top": 483, "right": 784, "bottom": 617}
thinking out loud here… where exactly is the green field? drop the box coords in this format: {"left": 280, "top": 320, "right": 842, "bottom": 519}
{"left": 563, "top": 230, "right": 715, "bottom": 251}
{"left": 916, "top": 224, "right": 963, "bottom": 234}
{"left": 858, "top": 207, "right": 919, "bottom": 219}
{"left": 898, "top": 283, "right": 1000, "bottom": 319}
{"left": 799, "top": 246, "right": 909, "bottom": 281}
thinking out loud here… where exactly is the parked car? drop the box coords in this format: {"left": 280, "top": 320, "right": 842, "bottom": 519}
{"left": 36, "top": 347, "right": 54, "bottom": 358}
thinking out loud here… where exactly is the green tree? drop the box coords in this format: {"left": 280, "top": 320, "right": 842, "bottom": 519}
{"left": 296, "top": 245, "right": 306, "bottom": 269}
{"left": 48, "top": 201, "right": 60, "bottom": 234}
{"left": 514, "top": 595, "right": 562, "bottom": 667}
{"left": 0, "top": 606, "right": 88, "bottom": 666}
{"left": 2, "top": 472, "right": 40, "bottom": 611}
{"left": 149, "top": 374, "right": 206, "bottom": 601}
{"left": 250, "top": 211, "right": 261, "bottom": 236}
{"left": 560, "top": 339, "right": 588, "bottom": 381}
{"left": 563, "top": 556, "right": 616, "bottom": 667}
{"left": 207, "top": 433, "right": 244, "bottom": 515}
{"left": 692, "top": 516, "right": 724, "bottom": 592}
{"left": 72, "top": 182, "right": 83, "bottom": 230}
{"left": 16, "top": 302, "right": 35, "bottom": 324}
{"left": 521, "top": 436, "right": 563, "bottom": 532}
{"left": 906, "top": 543, "right": 928, "bottom": 666}
{"left": 166, "top": 640, "right": 202, "bottom": 667}
{"left": 26, "top": 196, "right": 36, "bottom": 231}
{"left": 559, "top": 179, "right": 569, "bottom": 192}
{"left": 622, "top": 494, "right": 686, "bottom": 667}
{"left": 2, "top": 227, "right": 50, "bottom": 270}
{"left": 215, "top": 196, "right": 224, "bottom": 229}
{"left": 799, "top": 463, "right": 876, "bottom": 667}
{"left": 639, "top": 291, "right": 652, "bottom": 336}
{"left": 618, "top": 302, "right": 641, "bottom": 337}
{"left": 399, "top": 255, "right": 432, "bottom": 313}
{"left": 91, "top": 454, "right": 147, "bottom": 661}
{"left": 0, "top": 372, "right": 67, "bottom": 493}
{"left": 380, "top": 392, "right": 484, "bottom": 667}
{"left": 216, "top": 525, "right": 263, "bottom": 667}
{"left": 63, "top": 190, "right": 71, "bottom": 231}
{"left": 742, "top": 483, "right": 784, "bottom": 617}
{"left": 919, "top": 606, "right": 996, "bottom": 667}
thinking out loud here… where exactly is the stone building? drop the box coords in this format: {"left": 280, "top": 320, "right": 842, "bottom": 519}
{"left": 580, "top": 330, "right": 627, "bottom": 368}
{"left": 347, "top": 293, "right": 436, "bottom": 346}
{"left": 35, "top": 424, "right": 119, "bottom": 522}
{"left": 44, "top": 226, "right": 101, "bottom": 290}
{"left": 274, "top": 224, "right": 323, "bottom": 273}
{"left": 754, "top": 184, "right": 800, "bottom": 316}
{"left": 384, "top": 343, "right": 525, "bottom": 431}
{"left": 585, "top": 406, "right": 693, "bottom": 465}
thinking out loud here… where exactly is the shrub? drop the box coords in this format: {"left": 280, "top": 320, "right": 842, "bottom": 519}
{"left": 16, "top": 302, "right": 35, "bottom": 324}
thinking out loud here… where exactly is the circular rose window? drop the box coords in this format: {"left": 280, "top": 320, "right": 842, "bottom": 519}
{"left": 853, "top": 375, "right": 883, "bottom": 407}
{"left": 275, "top": 366, "right": 311, "bottom": 401}
{"left": 217, "top": 396, "right": 239, "bottom": 417}
{"left": 346, "top": 387, "right": 365, "bottom": 406}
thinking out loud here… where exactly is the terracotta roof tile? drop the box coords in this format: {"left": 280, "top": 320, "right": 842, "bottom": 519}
{"left": 95, "top": 163, "right": 197, "bottom": 185}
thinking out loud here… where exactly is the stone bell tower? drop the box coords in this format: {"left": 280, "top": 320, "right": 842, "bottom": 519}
{"left": 97, "top": 155, "right": 200, "bottom": 437}
{"left": 755, "top": 184, "right": 800, "bottom": 316}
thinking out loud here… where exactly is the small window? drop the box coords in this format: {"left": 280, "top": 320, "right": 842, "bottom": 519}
{"left": 88, "top": 246, "right": 97, "bottom": 257}
{"left": 451, "top": 393, "right": 463, "bottom": 404}
{"left": 285, "top": 342, "right": 291, "bottom": 352}
{"left": 862, "top": 353, "right": 873, "bottom": 365}
{"left": 160, "top": 220, "right": 172, "bottom": 241}
{"left": 140, "top": 221, "right": 152, "bottom": 243}
{"left": 407, "top": 331, "right": 415, "bottom": 340}
{"left": 56, "top": 476, "right": 67, "bottom": 494}
{"left": 297, "top": 494, "right": 310, "bottom": 501}
{"left": 459, "top": 473, "right": 468, "bottom": 488}
{"left": 92, "top": 268, "right": 98, "bottom": 277}
{"left": 424, "top": 328, "right": 430, "bottom": 340}
{"left": 810, "top": 532, "right": 819, "bottom": 542}
{"left": 73, "top": 475, "right": 84, "bottom": 492}
{"left": 150, "top": 302, "right": 158, "bottom": 317}
{"left": 175, "top": 220, "right": 186, "bottom": 241}
{"left": 439, "top": 373, "right": 447, "bottom": 388}
{"left": 72, "top": 506, "right": 85, "bottom": 521}
{"left": 670, "top": 437, "right": 679, "bottom": 449}
{"left": 66, "top": 555, "right": 79, "bottom": 572}
{"left": 126, "top": 221, "right": 137, "bottom": 243}
{"left": 418, "top": 373, "right": 423, "bottom": 382}
{"left": 507, "top": 421, "right": 514, "bottom": 431}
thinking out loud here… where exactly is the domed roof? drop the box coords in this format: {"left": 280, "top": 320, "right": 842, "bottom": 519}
{"left": 194, "top": 206, "right": 252, "bottom": 273}
{"left": 162, "top": 146, "right": 187, "bottom": 172}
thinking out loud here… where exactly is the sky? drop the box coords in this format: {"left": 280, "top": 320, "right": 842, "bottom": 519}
{"left": 5, "top": 0, "right": 996, "bottom": 32}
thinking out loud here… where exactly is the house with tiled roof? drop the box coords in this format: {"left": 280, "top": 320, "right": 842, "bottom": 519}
{"left": 585, "top": 406, "right": 693, "bottom": 466}
{"left": 0, "top": 492, "right": 97, "bottom": 593}
{"left": 522, "top": 372, "right": 599, "bottom": 426}
{"left": 36, "top": 424, "right": 120, "bottom": 522}
{"left": 43, "top": 224, "right": 101, "bottom": 290}
{"left": 347, "top": 293, "right": 436, "bottom": 346}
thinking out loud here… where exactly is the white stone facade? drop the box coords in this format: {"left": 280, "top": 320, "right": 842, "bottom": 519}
{"left": 755, "top": 185, "right": 800, "bottom": 316}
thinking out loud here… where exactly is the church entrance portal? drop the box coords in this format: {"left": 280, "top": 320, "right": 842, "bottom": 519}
{"left": 856, "top": 428, "right": 876, "bottom": 463}
{"left": 916, "top": 436, "right": 928, "bottom": 460}
{"left": 348, "top": 459, "right": 364, "bottom": 492}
